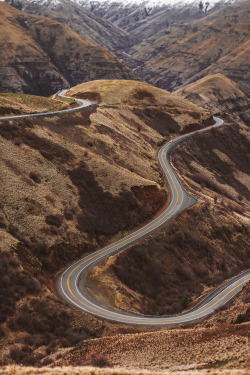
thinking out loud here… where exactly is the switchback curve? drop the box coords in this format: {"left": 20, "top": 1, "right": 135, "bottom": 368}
{"left": 1, "top": 90, "right": 249, "bottom": 325}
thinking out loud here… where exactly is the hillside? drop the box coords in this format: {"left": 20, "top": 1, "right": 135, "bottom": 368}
{"left": 87, "top": 76, "right": 250, "bottom": 316}
{"left": 175, "top": 74, "right": 250, "bottom": 125}
{"left": 6, "top": 0, "right": 136, "bottom": 53}
{"left": 78, "top": 0, "right": 225, "bottom": 40}
{"left": 88, "top": 114, "right": 250, "bottom": 315}
{"left": 0, "top": 80, "right": 213, "bottom": 367}
{"left": 0, "top": 2, "right": 136, "bottom": 95}
{"left": 75, "top": 82, "right": 250, "bottom": 330}
{"left": 0, "top": 93, "right": 75, "bottom": 116}
{"left": 131, "top": 1, "right": 250, "bottom": 94}
{"left": 55, "top": 284, "right": 250, "bottom": 371}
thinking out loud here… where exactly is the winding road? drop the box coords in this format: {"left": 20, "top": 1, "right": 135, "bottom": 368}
{"left": 1, "top": 90, "right": 249, "bottom": 325}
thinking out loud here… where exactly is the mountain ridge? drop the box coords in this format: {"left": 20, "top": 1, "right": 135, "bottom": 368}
{"left": 0, "top": 2, "right": 137, "bottom": 95}
{"left": 131, "top": 1, "right": 250, "bottom": 94}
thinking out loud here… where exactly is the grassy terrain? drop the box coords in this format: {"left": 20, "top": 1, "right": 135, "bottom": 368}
{"left": 0, "top": 79, "right": 248, "bottom": 371}
{"left": 0, "top": 93, "right": 75, "bottom": 116}
{"left": 0, "top": 79, "right": 211, "bottom": 367}
{"left": 131, "top": 3, "right": 250, "bottom": 95}
{"left": 0, "top": 367, "right": 249, "bottom": 375}
{"left": 0, "top": 2, "right": 136, "bottom": 96}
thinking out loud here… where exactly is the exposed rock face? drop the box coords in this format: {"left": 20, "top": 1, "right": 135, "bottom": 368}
{"left": 175, "top": 74, "right": 250, "bottom": 125}
{"left": 0, "top": 2, "right": 136, "bottom": 95}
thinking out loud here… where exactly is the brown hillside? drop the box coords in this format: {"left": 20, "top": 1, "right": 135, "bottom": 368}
{"left": 175, "top": 74, "right": 250, "bottom": 125}
{"left": 54, "top": 284, "right": 250, "bottom": 371}
{"left": 0, "top": 3, "right": 136, "bottom": 95}
{"left": 7, "top": 0, "right": 135, "bottom": 53}
{"left": 88, "top": 114, "right": 250, "bottom": 316}
{"left": 0, "top": 93, "right": 74, "bottom": 116}
{"left": 0, "top": 80, "right": 212, "bottom": 367}
{"left": 132, "top": 2, "right": 250, "bottom": 95}
{"left": 0, "top": 368, "right": 250, "bottom": 375}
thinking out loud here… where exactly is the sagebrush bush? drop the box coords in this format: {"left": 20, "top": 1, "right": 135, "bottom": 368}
{"left": 86, "top": 350, "right": 112, "bottom": 368}
{"left": 45, "top": 214, "right": 63, "bottom": 228}
{"left": 0, "top": 251, "right": 41, "bottom": 323}
{"left": 29, "top": 171, "right": 41, "bottom": 183}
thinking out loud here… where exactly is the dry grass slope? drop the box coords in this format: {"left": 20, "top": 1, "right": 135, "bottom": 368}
{"left": 0, "top": 80, "right": 213, "bottom": 367}
{"left": 0, "top": 94, "right": 74, "bottom": 116}
{"left": 175, "top": 74, "right": 250, "bottom": 125}
{"left": 132, "top": 3, "right": 250, "bottom": 95}
{"left": 0, "top": 3, "right": 136, "bottom": 95}
{"left": 0, "top": 367, "right": 250, "bottom": 375}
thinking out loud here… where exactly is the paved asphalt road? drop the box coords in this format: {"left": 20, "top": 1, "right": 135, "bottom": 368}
{"left": 1, "top": 91, "right": 249, "bottom": 325}
{"left": 0, "top": 89, "right": 93, "bottom": 121}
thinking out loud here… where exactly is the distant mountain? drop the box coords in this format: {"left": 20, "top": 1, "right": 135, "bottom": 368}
{"left": 0, "top": 2, "right": 137, "bottom": 95}
{"left": 175, "top": 74, "right": 250, "bottom": 125}
{"left": 131, "top": 1, "right": 250, "bottom": 95}
{"left": 75, "top": 0, "right": 228, "bottom": 41}
{"left": 6, "top": 0, "right": 135, "bottom": 53}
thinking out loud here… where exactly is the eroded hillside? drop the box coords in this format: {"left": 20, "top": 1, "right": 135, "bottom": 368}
{"left": 131, "top": 1, "right": 250, "bottom": 95}
{"left": 84, "top": 81, "right": 250, "bottom": 330}
{"left": 6, "top": 0, "right": 135, "bottom": 53}
{"left": 0, "top": 80, "right": 213, "bottom": 367}
{"left": 0, "top": 2, "right": 136, "bottom": 95}
{"left": 175, "top": 74, "right": 250, "bottom": 125}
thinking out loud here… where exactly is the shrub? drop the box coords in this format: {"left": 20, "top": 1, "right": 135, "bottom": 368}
{"left": 0, "top": 216, "right": 7, "bottom": 229}
{"left": 14, "top": 137, "right": 23, "bottom": 146}
{"left": 23, "top": 117, "right": 34, "bottom": 128}
{"left": 64, "top": 209, "right": 74, "bottom": 221}
{"left": 243, "top": 293, "right": 250, "bottom": 304}
{"left": 10, "top": 347, "right": 25, "bottom": 363}
{"left": 133, "top": 89, "right": 155, "bottom": 101}
{"left": 180, "top": 295, "right": 190, "bottom": 310}
{"left": 36, "top": 239, "right": 49, "bottom": 255}
{"left": 234, "top": 308, "right": 250, "bottom": 324}
{"left": 42, "top": 358, "right": 53, "bottom": 366}
{"left": 87, "top": 351, "right": 112, "bottom": 368}
{"left": 45, "top": 214, "right": 63, "bottom": 228}
{"left": 0, "top": 251, "right": 41, "bottom": 324}
{"left": 0, "top": 326, "right": 5, "bottom": 338}
{"left": 29, "top": 171, "right": 41, "bottom": 183}
{"left": 8, "top": 224, "right": 28, "bottom": 244}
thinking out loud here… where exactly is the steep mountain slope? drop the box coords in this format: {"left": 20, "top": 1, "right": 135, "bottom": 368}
{"left": 6, "top": 0, "right": 135, "bottom": 53}
{"left": 81, "top": 76, "right": 250, "bottom": 319}
{"left": 0, "top": 80, "right": 213, "bottom": 366}
{"left": 175, "top": 74, "right": 250, "bottom": 125}
{"left": 131, "top": 1, "right": 250, "bottom": 94}
{"left": 0, "top": 2, "right": 136, "bottom": 95}
{"left": 76, "top": 0, "right": 227, "bottom": 40}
